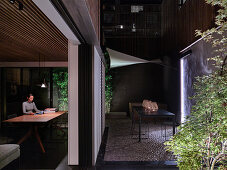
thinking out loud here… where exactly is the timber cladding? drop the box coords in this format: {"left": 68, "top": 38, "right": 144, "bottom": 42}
{"left": 161, "top": 0, "right": 216, "bottom": 56}
{"left": 0, "top": 0, "right": 67, "bottom": 62}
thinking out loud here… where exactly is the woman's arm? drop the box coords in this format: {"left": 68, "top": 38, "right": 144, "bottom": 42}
{"left": 33, "top": 102, "right": 40, "bottom": 113}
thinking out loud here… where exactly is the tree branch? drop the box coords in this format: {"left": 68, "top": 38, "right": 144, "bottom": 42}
{"left": 220, "top": 55, "right": 227, "bottom": 76}
{"left": 211, "top": 140, "right": 227, "bottom": 170}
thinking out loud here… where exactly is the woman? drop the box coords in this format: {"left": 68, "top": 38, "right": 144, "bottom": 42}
{"left": 22, "top": 93, "right": 40, "bottom": 115}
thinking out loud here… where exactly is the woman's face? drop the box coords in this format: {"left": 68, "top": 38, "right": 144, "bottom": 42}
{"left": 28, "top": 96, "right": 34, "bottom": 102}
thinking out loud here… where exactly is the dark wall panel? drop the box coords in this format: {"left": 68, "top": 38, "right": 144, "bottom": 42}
{"left": 111, "top": 63, "right": 164, "bottom": 113}
{"left": 162, "top": 56, "right": 180, "bottom": 123}
{"left": 106, "top": 37, "right": 161, "bottom": 60}
{"left": 160, "top": 0, "right": 216, "bottom": 123}
{"left": 78, "top": 44, "right": 93, "bottom": 166}
{"left": 161, "top": 0, "right": 216, "bottom": 55}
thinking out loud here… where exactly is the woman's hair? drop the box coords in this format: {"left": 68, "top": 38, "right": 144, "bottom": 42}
{"left": 26, "top": 93, "right": 33, "bottom": 99}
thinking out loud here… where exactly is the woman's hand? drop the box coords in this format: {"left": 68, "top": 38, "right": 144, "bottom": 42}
{"left": 29, "top": 112, "right": 35, "bottom": 115}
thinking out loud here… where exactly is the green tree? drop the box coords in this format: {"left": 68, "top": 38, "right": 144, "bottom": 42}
{"left": 105, "top": 67, "right": 113, "bottom": 113}
{"left": 53, "top": 69, "right": 68, "bottom": 111}
{"left": 165, "top": 0, "right": 227, "bottom": 169}
{"left": 104, "top": 51, "right": 113, "bottom": 113}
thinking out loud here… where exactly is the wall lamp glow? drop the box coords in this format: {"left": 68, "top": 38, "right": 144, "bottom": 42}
{"left": 180, "top": 50, "right": 192, "bottom": 123}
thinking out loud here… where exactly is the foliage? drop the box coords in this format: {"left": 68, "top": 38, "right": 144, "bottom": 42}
{"left": 105, "top": 51, "right": 113, "bottom": 113}
{"left": 53, "top": 69, "right": 68, "bottom": 111}
{"left": 165, "top": 1, "right": 227, "bottom": 170}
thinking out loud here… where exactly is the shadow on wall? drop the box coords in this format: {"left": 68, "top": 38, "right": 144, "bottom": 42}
{"left": 110, "top": 63, "right": 165, "bottom": 114}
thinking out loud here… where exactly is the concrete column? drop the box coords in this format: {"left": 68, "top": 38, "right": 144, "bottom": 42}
{"left": 68, "top": 41, "right": 79, "bottom": 165}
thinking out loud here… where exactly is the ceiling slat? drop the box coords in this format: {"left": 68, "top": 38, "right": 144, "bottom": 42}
{"left": 0, "top": 0, "right": 68, "bottom": 62}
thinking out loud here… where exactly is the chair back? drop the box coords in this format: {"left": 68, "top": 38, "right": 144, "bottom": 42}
{"left": 129, "top": 102, "right": 142, "bottom": 119}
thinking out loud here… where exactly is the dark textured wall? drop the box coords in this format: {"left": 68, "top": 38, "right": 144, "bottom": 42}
{"left": 160, "top": 0, "right": 216, "bottom": 123}
{"left": 162, "top": 56, "right": 180, "bottom": 123}
{"left": 181, "top": 37, "right": 221, "bottom": 121}
{"left": 110, "top": 63, "right": 164, "bottom": 113}
{"left": 161, "top": 0, "right": 216, "bottom": 56}
{"left": 106, "top": 38, "right": 161, "bottom": 60}
{"left": 104, "top": 4, "right": 161, "bottom": 60}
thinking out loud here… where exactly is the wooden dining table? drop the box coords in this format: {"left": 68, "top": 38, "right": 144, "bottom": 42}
{"left": 3, "top": 111, "right": 66, "bottom": 153}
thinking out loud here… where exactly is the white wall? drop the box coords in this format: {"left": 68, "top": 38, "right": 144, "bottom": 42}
{"left": 92, "top": 46, "right": 103, "bottom": 165}
{"left": 68, "top": 41, "right": 79, "bottom": 165}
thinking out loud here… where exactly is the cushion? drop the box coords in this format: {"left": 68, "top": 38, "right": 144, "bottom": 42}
{"left": 0, "top": 144, "right": 20, "bottom": 169}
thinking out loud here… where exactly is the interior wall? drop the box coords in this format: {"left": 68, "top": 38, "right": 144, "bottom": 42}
{"left": 30, "top": 68, "right": 50, "bottom": 110}
{"left": 0, "top": 68, "right": 52, "bottom": 120}
{"left": 111, "top": 63, "right": 164, "bottom": 113}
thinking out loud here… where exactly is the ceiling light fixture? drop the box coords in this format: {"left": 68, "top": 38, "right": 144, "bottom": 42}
{"left": 41, "top": 78, "right": 47, "bottom": 88}
{"left": 41, "top": 55, "right": 47, "bottom": 88}
{"left": 9, "top": 0, "right": 15, "bottom": 4}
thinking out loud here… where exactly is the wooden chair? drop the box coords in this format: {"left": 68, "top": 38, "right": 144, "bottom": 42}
{"left": 51, "top": 112, "right": 68, "bottom": 136}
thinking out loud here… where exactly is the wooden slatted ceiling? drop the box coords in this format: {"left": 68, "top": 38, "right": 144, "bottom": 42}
{"left": 0, "top": 0, "right": 68, "bottom": 62}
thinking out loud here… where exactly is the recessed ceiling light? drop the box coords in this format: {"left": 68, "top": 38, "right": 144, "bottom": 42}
{"left": 9, "top": 0, "right": 15, "bottom": 4}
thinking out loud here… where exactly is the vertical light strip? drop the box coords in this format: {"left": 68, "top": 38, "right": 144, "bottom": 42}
{"left": 180, "top": 58, "right": 185, "bottom": 123}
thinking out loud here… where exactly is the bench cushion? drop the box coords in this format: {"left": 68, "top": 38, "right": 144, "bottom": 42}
{"left": 0, "top": 144, "right": 20, "bottom": 169}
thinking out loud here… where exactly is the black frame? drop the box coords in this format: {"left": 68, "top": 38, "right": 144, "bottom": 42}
{"left": 78, "top": 44, "right": 93, "bottom": 166}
